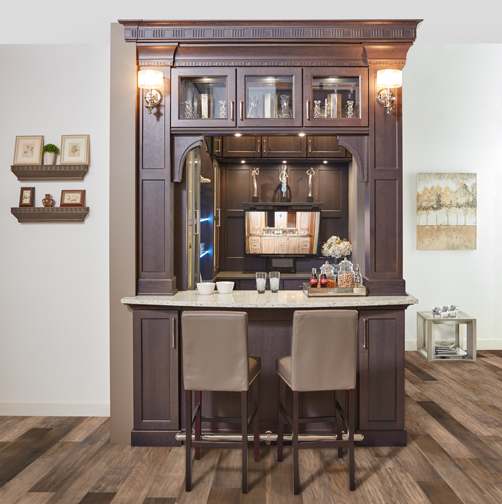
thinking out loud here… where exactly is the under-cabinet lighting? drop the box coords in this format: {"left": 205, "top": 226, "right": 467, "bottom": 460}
{"left": 200, "top": 217, "right": 212, "bottom": 223}
{"left": 234, "top": 133, "right": 242, "bottom": 137}
{"left": 282, "top": 160, "right": 287, "bottom": 164}
{"left": 241, "top": 160, "right": 246, "bottom": 164}
{"left": 200, "top": 249, "right": 212, "bottom": 258}
{"left": 298, "top": 132, "right": 306, "bottom": 137}
{"left": 376, "top": 69, "right": 402, "bottom": 115}
{"left": 323, "top": 160, "right": 328, "bottom": 164}
{"left": 137, "top": 69, "right": 164, "bottom": 114}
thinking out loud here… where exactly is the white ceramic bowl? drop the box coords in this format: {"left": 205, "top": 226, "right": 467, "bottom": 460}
{"left": 196, "top": 282, "right": 215, "bottom": 295}
{"left": 216, "top": 281, "right": 235, "bottom": 294}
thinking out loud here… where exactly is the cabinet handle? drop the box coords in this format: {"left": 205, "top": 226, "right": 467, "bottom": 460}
{"left": 261, "top": 137, "right": 267, "bottom": 152}
{"left": 239, "top": 101, "right": 244, "bottom": 121}
{"left": 171, "top": 317, "right": 177, "bottom": 349}
{"left": 306, "top": 100, "right": 311, "bottom": 121}
{"left": 230, "top": 101, "right": 235, "bottom": 121}
{"left": 363, "top": 333, "right": 368, "bottom": 350}
{"left": 307, "top": 137, "right": 312, "bottom": 153}
{"left": 216, "top": 208, "right": 222, "bottom": 228}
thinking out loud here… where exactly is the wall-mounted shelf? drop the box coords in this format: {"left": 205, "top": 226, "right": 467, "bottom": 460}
{"left": 11, "top": 164, "right": 89, "bottom": 181}
{"left": 11, "top": 207, "right": 89, "bottom": 223}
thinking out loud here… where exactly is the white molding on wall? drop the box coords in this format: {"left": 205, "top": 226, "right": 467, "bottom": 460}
{"left": 0, "top": 402, "right": 110, "bottom": 417}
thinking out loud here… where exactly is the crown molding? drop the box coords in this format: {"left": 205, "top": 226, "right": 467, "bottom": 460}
{"left": 119, "top": 20, "right": 421, "bottom": 44}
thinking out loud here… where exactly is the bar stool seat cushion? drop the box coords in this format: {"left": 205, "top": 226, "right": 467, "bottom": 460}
{"left": 277, "top": 356, "right": 292, "bottom": 388}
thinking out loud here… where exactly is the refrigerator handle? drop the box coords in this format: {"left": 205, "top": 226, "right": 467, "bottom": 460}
{"left": 194, "top": 209, "right": 200, "bottom": 235}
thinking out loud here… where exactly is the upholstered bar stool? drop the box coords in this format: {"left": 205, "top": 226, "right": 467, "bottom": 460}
{"left": 276, "top": 309, "right": 358, "bottom": 494}
{"left": 182, "top": 311, "right": 261, "bottom": 494}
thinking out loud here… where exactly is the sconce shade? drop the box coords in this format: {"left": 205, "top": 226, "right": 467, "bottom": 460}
{"left": 138, "top": 69, "right": 164, "bottom": 90}
{"left": 376, "top": 69, "right": 402, "bottom": 89}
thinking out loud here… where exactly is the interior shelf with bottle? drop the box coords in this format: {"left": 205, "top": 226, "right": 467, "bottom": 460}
{"left": 171, "top": 67, "right": 368, "bottom": 128}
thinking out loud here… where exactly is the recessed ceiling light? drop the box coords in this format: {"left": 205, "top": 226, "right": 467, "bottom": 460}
{"left": 298, "top": 132, "right": 306, "bottom": 137}
{"left": 323, "top": 160, "right": 328, "bottom": 164}
{"left": 241, "top": 160, "right": 246, "bottom": 164}
{"left": 234, "top": 132, "right": 242, "bottom": 137}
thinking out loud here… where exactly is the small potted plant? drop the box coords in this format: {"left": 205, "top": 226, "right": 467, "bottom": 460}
{"left": 43, "top": 144, "right": 60, "bottom": 165}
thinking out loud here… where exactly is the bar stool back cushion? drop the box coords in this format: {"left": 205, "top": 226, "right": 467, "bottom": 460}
{"left": 182, "top": 311, "right": 249, "bottom": 392}
{"left": 290, "top": 309, "right": 358, "bottom": 391}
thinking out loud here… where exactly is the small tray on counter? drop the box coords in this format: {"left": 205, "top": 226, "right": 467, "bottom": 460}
{"left": 303, "top": 285, "right": 367, "bottom": 297}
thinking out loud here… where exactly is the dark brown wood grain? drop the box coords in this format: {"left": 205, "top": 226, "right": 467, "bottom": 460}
{"left": 133, "top": 310, "right": 179, "bottom": 433}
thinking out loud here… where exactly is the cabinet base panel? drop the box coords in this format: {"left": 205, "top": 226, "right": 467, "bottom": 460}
{"left": 132, "top": 429, "right": 181, "bottom": 447}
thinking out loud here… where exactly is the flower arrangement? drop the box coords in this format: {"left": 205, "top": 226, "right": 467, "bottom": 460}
{"left": 321, "top": 235, "right": 352, "bottom": 260}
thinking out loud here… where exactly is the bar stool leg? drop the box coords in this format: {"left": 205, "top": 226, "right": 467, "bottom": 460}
{"left": 277, "top": 377, "right": 284, "bottom": 462}
{"left": 241, "top": 391, "right": 248, "bottom": 494}
{"left": 292, "top": 391, "right": 300, "bottom": 495}
{"left": 348, "top": 389, "right": 356, "bottom": 491}
{"left": 194, "top": 391, "right": 202, "bottom": 460}
{"left": 185, "top": 390, "right": 193, "bottom": 492}
{"left": 253, "top": 378, "right": 260, "bottom": 462}
{"left": 335, "top": 391, "right": 343, "bottom": 459}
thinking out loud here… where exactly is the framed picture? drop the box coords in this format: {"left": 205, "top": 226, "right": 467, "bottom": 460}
{"left": 60, "top": 190, "right": 86, "bottom": 207}
{"left": 60, "top": 135, "right": 90, "bottom": 165}
{"left": 19, "top": 187, "right": 35, "bottom": 207}
{"left": 13, "top": 136, "right": 44, "bottom": 165}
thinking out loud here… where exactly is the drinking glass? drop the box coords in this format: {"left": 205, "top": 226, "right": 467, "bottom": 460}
{"left": 269, "top": 271, "right": 280, "bottom": 293}
{"left": 256, "top": 272, "right": 267, "bottom": 293}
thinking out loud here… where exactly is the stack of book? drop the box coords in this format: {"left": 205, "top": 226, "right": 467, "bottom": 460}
{"left": 434, "top": 342, "right": 467, "bottom": 358}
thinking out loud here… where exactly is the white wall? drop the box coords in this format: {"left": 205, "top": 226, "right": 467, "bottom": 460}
{"left": 0, "top": 45, "right": 110, "bottom": 415}
{"left": 403, "top": 44, "right": 502, "bottom": 350}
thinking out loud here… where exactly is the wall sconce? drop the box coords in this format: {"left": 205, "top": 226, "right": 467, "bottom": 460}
{"left": 376, "top": 69, "right": 402, "bottom": 115}
{"left": 138, "top": 69, "right": 164, "bottom": 114}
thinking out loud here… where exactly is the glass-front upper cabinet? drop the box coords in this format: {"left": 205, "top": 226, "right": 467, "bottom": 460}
{"left": 303, "top": 68, "right": 368, "bottom": 127}
{"left": 171, "top": 68, "right": 236, "bottom": 127}
{"left": 237, "top": 68, "right": 302, "bottom": 127}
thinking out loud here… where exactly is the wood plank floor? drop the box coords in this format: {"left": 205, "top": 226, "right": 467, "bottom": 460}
{"left": 2, "top": 351, "right": 502, "bottom": 503}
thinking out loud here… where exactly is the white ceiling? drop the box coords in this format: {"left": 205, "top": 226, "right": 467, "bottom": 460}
{"left": 1, "top": 0, "right": 502, "bottom": 45}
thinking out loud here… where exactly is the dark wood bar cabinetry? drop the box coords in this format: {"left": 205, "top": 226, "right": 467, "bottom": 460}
{"left": 120, "top": 19, "right": 420, "bottom": 449}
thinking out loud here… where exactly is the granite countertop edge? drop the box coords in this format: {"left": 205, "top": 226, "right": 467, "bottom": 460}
{"left": 121, "top": 290, "right": 418, "bottom": 308}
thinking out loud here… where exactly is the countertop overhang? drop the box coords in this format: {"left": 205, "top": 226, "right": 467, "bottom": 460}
{"left": 122, "top": 290, "right": 418, "bottom": 309}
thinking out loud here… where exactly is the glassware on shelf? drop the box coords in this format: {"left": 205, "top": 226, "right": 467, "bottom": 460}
{"left": 279, "top": 95, "right": 291, "bottom": 118}
{"left": 217, "top": 100, "right": 227, "bottom": 119}
{"left": 269, "top": 271, "right": 280, "bottom": 293}
{"left": 244, "top": 75, "right": 294, "bottom": 120}
{"left": 311, "top": 75, "right": 360, "bottom": 120}
{"left": 256, "top": 272, "right": 267, "bottom": 293}
{"left": 179, "top": 76, "right": 228, "bottom": 120}
{"left": 337, "top": 258, "right": 355, "bottom": 288}
{"left": 313, "top": 100, "right": 322, "bottom": 119}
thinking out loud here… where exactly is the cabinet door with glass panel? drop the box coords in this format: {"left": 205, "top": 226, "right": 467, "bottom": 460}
{"left": 237, "top": 68, "right": 303, "bottom": 127}
{"left": 303, "top": 68, "right": 368, "bottom": 127}
{"left": 171, "top": 68, "right": 236, "bottom": 127}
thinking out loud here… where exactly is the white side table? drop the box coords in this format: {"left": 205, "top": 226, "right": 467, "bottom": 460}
{"left": 417, "top": 311, "right": 476, "bottom": 361}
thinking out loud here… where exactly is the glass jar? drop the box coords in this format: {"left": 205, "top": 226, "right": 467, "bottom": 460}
{"left": 337, "top": 258, "right": 355, "bottom": 288}
{"left": 320, "top": 261, "right": 336, "bottom": 288}
{"left": 353, "top": 264, "right": 363, "bottom": 287}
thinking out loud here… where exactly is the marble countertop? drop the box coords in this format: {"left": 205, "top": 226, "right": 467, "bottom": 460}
{"left": 122, "top": 290, "right": 418, "bottom": 309}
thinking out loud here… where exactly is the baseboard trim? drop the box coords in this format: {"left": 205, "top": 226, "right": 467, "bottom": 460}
{"left": 0, "top": 402, "right": 110, "bottom": 417}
